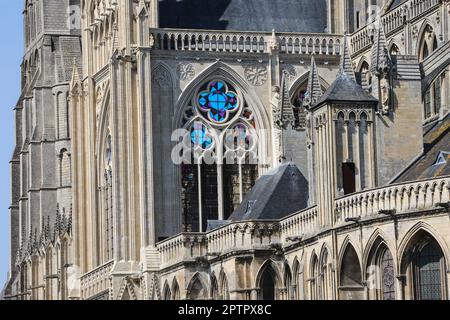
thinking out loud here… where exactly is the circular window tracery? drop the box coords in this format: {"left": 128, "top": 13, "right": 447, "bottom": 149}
{"left": 196, "top": 80, "right": 240, "bottom": 125}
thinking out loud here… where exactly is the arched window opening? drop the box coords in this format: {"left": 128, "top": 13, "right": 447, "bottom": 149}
{"left": 283, "top": 263, "right": 293, "bottom": 300}
{"left": 57, "top": 91, "right": 70, "bottom": 140}
{"left": 401, "top": 231, "right": 447, "bottom": 300}
{"left": 291, "top": 79, "right": 327, "bottom": 129}
{"left": 310, "top": 254, "right": 319, "bottom": 300}
{"left": 261, "top": 266, "right": 276, "bottom": 300}
{"left": 422, "top": 42, "right": 429, "bottom": 60}
{"left": 419, "top": 25, "right": 438, "bottom": 62}
{"left": 58, "top": 149, "right": 71, "bottom": 187}
{"left": 292, "top": 83, "right": 308, "bottom": 129}
{"left": 339, "top": 243, "right": 364, "bottom": 300}
{"left": 211, "top": 275, "right": 219, "bottom": 300}
{"left": 390, "top": 44, "right": 400, "bottom": 56}
{"left": 172, "top": 279, "right": 180, "bottom": 300}
{"left": 291, "top": 259, "right": 303, "bottom": 300}
{"left": 367, "top": 239, "right": 396, "bottom": 300}
{"left": 381, "top": 248, "right": 395, "bottom": 300}
{"left": 414, "top": 241, "right": 445, "bottom": 300}
{"left": 319, "top": 250, "right": 330, "bottom": 300}
{"left": 219, "top": 273, "right": 230, "bottom": 300}
{"left": 335, "top": 111, "right": 372, "bottom": 195}
{"left": 163, "top": 282, "right": 172, "bottom": 300}
{"left": 356, "top": 61, "right": 371, "bottom": 92}
{"left": 344, "top": 113, "right": 357, "bottom": 195}
{"left": 189, "top": 277, "right": 206, "bottom": 300}
{"left": 180, "top": 79, "right": 259, "bottom": 232}
{"left": 99, "top": 133, "right": 114, "bottom": 264}
{"left": 359, "top": 113, "right": 369, "bottom": 190}
{"left": 335, "top": 112, "right": 345, "bottom": 192}
{"left": 424, "top": 74, "right": 443, "bottom": 122}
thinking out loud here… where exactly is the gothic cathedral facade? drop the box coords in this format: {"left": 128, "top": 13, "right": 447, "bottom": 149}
{"left": 2, "top": 0, "right": 450, "bottom": 300}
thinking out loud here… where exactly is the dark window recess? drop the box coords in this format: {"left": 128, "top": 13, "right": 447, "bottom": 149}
{"left": 416, "top": 242, "right": 443, "bottom": 300}
{"left": 223, "top": 164, "right": 240, "bottom": 220}
{"left": 342, "top": 162, "right": 356, "bottom": 195}
{"left": 356, "top": 11, "right": 360, "bottom": 29}
{"left": 261, "top": 271, "right": 275, "bottom": 300}
{"left": 181, "top": 163, "right": 199, "bottom": 232}
{"left": 201, "top": 164, "right": 219, "bottom": 231}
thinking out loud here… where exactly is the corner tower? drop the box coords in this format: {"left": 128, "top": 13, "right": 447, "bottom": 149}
{"left": 5, "top": 0, "right": 81, "bottom": 299}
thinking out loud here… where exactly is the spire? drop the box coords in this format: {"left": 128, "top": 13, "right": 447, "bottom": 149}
{"left": 112, "top": 22, "right": 120, "bottom": 53}
{"left": 54, "top": 204, "right": 61, "bottom": 239}
{"left": 70, "top": 58, "right": 80, "bottom": 93}
{"left": 340, "top": 34, "right": 356, "bottom": 82}
{"left": 280, "top": 71, "right": 295, "bottom": 129}
{"left": 305, "top": 56, "right": 323, "bottom": 107}
{"left": 68, "top": 204, "right": 73, "bottom": 234}
{"left": 370, "top": 23, "right": 391, "bottom": 76}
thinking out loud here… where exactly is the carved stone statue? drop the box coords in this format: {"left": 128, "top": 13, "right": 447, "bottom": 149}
{"left": 380, "top": 75, "right": 390, "bottom": 115}
{"left": 271, "top": 85, "right": 281, "bottom": 126}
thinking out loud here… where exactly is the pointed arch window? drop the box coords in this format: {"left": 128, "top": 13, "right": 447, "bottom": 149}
{"left": 99, "top": 133, "right": 114, "bottom": 263}
{"left": 401, "top": 231, "right": 447, "bottom": 300}
{"left": 58, "top": 149, "right": 71, "bottom": 187}
{"left": 180, "top": 79, "right": 259, "bottom": 232}
{"left": 424, "top": 74, "right": 443, "bottom": 122}
{"left": 356, "top": 61, "right": 371, "bottom": 93}
{"left": 339, "top": 243, "right": 364, "bottom": 300}
{"left": 189, "top": 277, "right": 206, "bottom": 300}
{"left": 260, "top": 265, "right": 277, "bottom": 300}
{"left": 172, "top": 279, "right": 180, "bottom": 300}
{"left": 389, "top": 44, "right": 400, "bottom": 56}
{"left": 381, "top": 248, "right": 395, "bottom": 300}
{"left": 163, "top": 282, "right": 172, "bottom": 300}
{"left": 419, "top": 25, "right": 438, "bottom": 62}
{"left": 319, "top": 250, "right": 331, "bottom": 300}
{"left": 414, "top": 241, "right": 444, "bottom": 300}
{"left": 310, "top": 254, "right": 319, "bottom": 300}
{"left": 219, "top": 273, "right": 230, "bottom": 300}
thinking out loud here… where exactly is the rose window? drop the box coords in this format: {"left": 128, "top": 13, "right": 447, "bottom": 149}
{"left": 197, "top": 81, "right": 239, "bottom": 124}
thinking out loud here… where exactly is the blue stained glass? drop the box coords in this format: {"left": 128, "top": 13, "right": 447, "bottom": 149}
{"left": 198, "top": 81, "right": 239, "bottom": 123}
{"left": 191, "top": 123, "right": 212, "bottom": 149}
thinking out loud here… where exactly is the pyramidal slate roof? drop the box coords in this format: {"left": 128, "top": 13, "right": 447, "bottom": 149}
{"left": 314, "top": 72, "right": 378, "bottom": 107}
{"left": 229, "top": 162, "right": 308, "bottom": 221}
{"left": 313, "top": 35, "right": 378, "bottom": 107}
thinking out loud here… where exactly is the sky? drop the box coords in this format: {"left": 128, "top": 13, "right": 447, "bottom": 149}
{"left": 0, "top": 2, "right": 23, "bottom": 288}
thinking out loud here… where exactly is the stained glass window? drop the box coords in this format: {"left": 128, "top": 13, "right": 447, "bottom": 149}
{"left": 191, "top": 122, "right": 212, "bottom": 149}
{"left": 417, "top": 242, "right": 443, "bottom": 300}
{"left": 182, "top": 79, "right": 258, "bottom": 232}
{"left": 197, "top": 81, "right": 239, "bottom": 124}
{"left": 381, "top": 249, "right": 395, "bottom": 300}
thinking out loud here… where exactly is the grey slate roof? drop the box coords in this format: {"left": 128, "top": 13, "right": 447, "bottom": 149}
{"left": 388, "top": 0, "right": 408, "bottom": 10}
{"left": 158, "top": 0, "right": 328, "bottom": 33}
{"left": 314, "top": 72, "right": 378, "bottom": 107}
{"left": 230, "top": 162, "right": 308, "bottom": 221}
{"left": 395, "top": 114, "right": 450, "bottom": 183}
